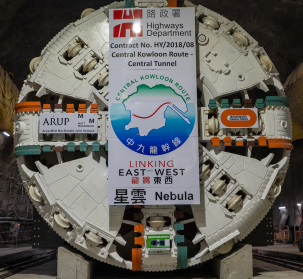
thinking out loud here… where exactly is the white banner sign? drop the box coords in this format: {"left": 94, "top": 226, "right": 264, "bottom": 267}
{"left": 108, "top": 7, "right": 199, "bottom": 205}
{"left": 39, "top": 113, "right": 98, "bottom": 134}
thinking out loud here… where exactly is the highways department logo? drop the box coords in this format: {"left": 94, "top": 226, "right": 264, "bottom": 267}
{"left": 110, "top": 83, "right": 195, "bottom": 155}
{"left": 112, "top": 9, "right": 143, "bottom": 38}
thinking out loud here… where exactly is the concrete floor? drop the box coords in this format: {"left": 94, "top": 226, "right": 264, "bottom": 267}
{"left": 2, "top": 244, "right": 303, "bottom": 278}
{"left": 3, "top": 258, "right": 303, "bottom": 279}
{"left": 0, "top": 244, "right": 32, "bottom": 257}
{"left": 253, "top": 243, "right": 303, "bottom": 262}
{"left": 254, "top": 243, "right": 303, "bottom": 255}
{"left": 4, "top": 260, "right": 303, "bottom": 279}
{"left": 253, "top": 258, "right": 302, "bottom": 278}
{"left": 8, "top": 260, "right": 57, "bottom": 279}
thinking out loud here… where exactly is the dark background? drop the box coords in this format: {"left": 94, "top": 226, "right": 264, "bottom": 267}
{"left": 1, "top": 0, "right": 303, "bottom": 88}
{"left": 1, "top": 0, "right": 303, "bottom": 229}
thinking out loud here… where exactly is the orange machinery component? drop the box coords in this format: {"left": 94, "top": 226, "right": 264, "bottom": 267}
{"left": 66, "top": 104, "right": 74, "bottom": 113}
{"left": 90, "top": 104, "right": 98, "bottom": 113}
{"left": 167, "top": 0, "right": 177, "bottom": 7}
{"left": 134, "top": 236, "right": 145, "bottom": 245}
{"left": 268, "top": 139, "right": 294, "bottom": 150}
{"left": 258, "top": 136, "right": 267, "bottom": 146}
{"left": 223, "top": 137, "right": 232, "bottom": 146}
{"left": 210, "top": 137, "right": 220, "bottom": 147}
{"left": 134, "top": 224, "right": 144, "bottom": 233}
{"left": 235, "top": 137, "right": 243, "bottom": 146}
{"left": 43, "top": 104, "right": 50, "bottom": 110}
{"left": 132, "top": 248, "right": 142, "bottom": 271}
{"left": 15, "top": 101, "right": 41, "bottom": 114}
{"left": 78, "top": 104, "right": 87, "bottom": 113}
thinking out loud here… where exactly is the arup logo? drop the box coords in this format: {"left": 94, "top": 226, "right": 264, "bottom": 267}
{"left": 113, "top": 9, "right": 143, "bottom": 38}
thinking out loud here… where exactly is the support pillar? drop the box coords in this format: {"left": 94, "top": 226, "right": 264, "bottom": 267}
{"left": 57, "top": 246, "right": 94, "bottom": 279}
{"left": 208, "top": 244, "right": 253, "bottom": 279}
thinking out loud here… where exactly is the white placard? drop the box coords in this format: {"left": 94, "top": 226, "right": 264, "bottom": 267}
{"left": 218, "top": 108, "right": 259, "bottom": 129}
{"left": 108, "top": 8, "right": 199, "bottom": 205}
{"left": 39, "top": 113, "right": 98, "bottom": 134}
{"left": 109, "top": 8, "right": 196, "bottom": 70}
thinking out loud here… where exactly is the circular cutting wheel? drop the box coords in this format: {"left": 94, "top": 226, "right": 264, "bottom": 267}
{"left": 14, "top": 1, "right": 292, "bottom": 271}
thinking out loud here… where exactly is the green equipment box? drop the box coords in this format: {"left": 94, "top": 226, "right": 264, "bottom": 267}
{"left": 146, "top": 235, "right": 170, "bottom": 251}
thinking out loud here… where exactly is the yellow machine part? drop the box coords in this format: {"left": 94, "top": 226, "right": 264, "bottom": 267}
{"left": 292, "top": 120, "right": 303, "bottom": 141}
{"left": 0, "top": 66, "right": 19, "bottom": 133}
{"left": 285, "top": 62, "right": 303, "bottom": 126}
